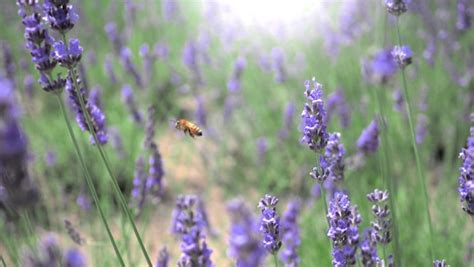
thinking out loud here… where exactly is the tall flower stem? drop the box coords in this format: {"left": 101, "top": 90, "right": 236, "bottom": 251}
{"left": 56, "top": 94, "right": 125, "bottom": 266}
{"left": 395, "top": 17, "right": 435, "bottom": 260}
{"left": 320, "top": 186, "right": 329, "bottom": 228}
{"left": 273, "top": 254, "right": 279, "bottom": 267}
{"left": 372, "top": 86, "right": 401, "bottom": 265}
{"left": 66, "top": 64, "right": 152, "bottom": 266}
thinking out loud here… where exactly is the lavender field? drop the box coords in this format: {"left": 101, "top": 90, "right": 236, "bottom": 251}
{"left": 1, "top": 0, "right": 473, "bottom": 266}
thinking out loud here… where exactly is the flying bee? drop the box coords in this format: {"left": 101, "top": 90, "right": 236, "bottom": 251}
{"left": 174, "top": 119, "right": 202, "bottom": 138}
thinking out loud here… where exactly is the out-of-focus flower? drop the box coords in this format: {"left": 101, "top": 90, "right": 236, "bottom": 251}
{"left": 458, "top": 114, "right": 474, "bottom": 215}
{"left": 121, "top": 85, "right": 143, "bottom": 123}
{"left": 456, "top": 0, "right": 473, "bottom": 31}
{"left": 182, "top": 41, "right": 202, "bottom": 85}
{"left": 385, "top": 0, "right": 408, "bottom": 17}
{"left": 392, "top": 45, "right": 413, "bottom": 69}
{"left": 131, "top": 156, "right": 146, "bottom": 209}
{"left": 195, "top": 95, "right": 207, "bottom": 127}
{"left": 256, "top": 137, "right": 268, "bottom": 162}
{"left": 64, "top": 219, "right": 85, "bottom": 245}
{"left": 144, "top": 105, "right": 156, "bottom": 148}
{"left": 360, "top": 228, "right": 379, "bottom": 266}
{"left": 357, "top": 120, "right": 380, "bottom": 155}
{"left": 162, "top": 0, "right": 180, "bottom": 21}
{"left": 64, "top": 248, "right": 86, "bottom": 267}
{"left": 146, "top": 142, "right": 165, "bottom": 198}
{"left": 76, "top": 193, "right": 91, "bottom": 211}
{"left": 154, "top": 42, "right": 169, "bottom": 60}
{"left": 120, "top": 47, "right": 143, "bottom": 88}
{"left": 227, "top": 198, "right": 265, "bottom": 267}
{"left": 21, "top": 234, "right": 62, "bottom": 267}
{"left": 362, "top": 49, "right": 397, "bottom": 85}
{"left": 156, "top": 247, "right": 169, "bottom": 267}
{"left": 104, "top": 22, "right": 122, "bottom": 54}
{"left": 279, "top": 102, "right": 295, "bottom": 140}
{"left": 271, "top": 47, "right": 286, "bottom": 83}
{"left": 327, "top": 192, "right": 361, "bottom": 266}
{"left": 104, "top": 55, "right": 118, "bottom": 84}
{"left": 279, "top": 199, "right": 301, "bottom": 266}
{"left": 392, "top": 89, "right": 404, "bottom": 112}
{"left": 300, "top": 78, "right": 329, "bottom": 151}
{"left": 227, "top": 56, "right": 246, "bottom": 93}
{"left": 258, "top": 194, "right": 281, "bottom": 254}
{"left": 327, "top": 89, "right": 351, "bottom": 129}
{"left": 416, "top": 114, "right": 428, "bottom": 144}
{"left": 433, "top": 259, "right": 450, "bottom": 267}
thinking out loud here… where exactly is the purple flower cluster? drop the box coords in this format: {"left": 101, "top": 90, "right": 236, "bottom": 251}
{"left": 362, "top": 49, "right": 397, "bottom": 85}
{"left": 456, "top": 0, "right": 473, "bottom": 31}
{"left": 227, "top": 198, "right": 265, "bottom": 267}
{"left": 433, "top": 259, "right": 449, "bottom": 267}
{"left": 171, "top": 195, "right": 214, "bottom": 267}
{"left": 384, "top": 0, "right": 408, "bottom": 17}
{"left": 52, "top": 39, "right": 83, "bottom": 69}
{"left": 120, "top": 47, "right": 143, "bottom": 88}
{"left": 271, "top": 47, "right": 287, "bottom": 84}
{"left": 44, "top": 0, "right": 78, "bottom": 34}
{"left": 146, "top": 142, "right": 165, "bottom": 197}
{"left": 327, "top": 192, "right": 361, "bottom": 266}
{"left": 227, "top": 56, "right": 246, "bottom": 92}
{"left": 131, "top": 156, "right": 147, "bottom": 209}
{"left": 367, "top": 189, "right": 391, "bottom": 244}
{"left": 182, "top": 41, "right": 203, "bottom": 85}
{"left": 360, "top": 228, "right": 380, "bottom": 266}
{"left": 300, "top": 78, "right": 329, "bottom": 151}
{"left": 416, "top": 114, "right": 428, "bottom": 144}
{"left": 279, "top": 199, "right": 301, "bottom": 267}
{"left": 458, "top": 114, "right": 474, "bottom": 215}
{"left": 156, "top": 247, "right": 169, "bottom": 267}
{"left": 66, "top": 74, "right": 108, "bottom": 145}
{"left": 392, "top": 45, "right": 413, "bottom": 69}
{"left": 323, "top": 133, "right": 346, "bottom": 183}
{"left": 279, "top": 102, "right": 295, "bottom": 140}
{"left": 357, "top": 120, "right": 380, "bottom": 155}
{"left": 258, "top": 194, "right": 282, "bottom": 254}
{"left": 327, "top": 89, "right": 351, "bottom": 129}
{"left": 121, "top": 85, "right": 143, "bottom": 123}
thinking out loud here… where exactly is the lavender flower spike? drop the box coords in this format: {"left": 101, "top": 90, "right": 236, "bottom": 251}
{"left": 458, "top": 114, "right": 474, "bottom": 215}
{"left": 367, "top": 189, "right": 391, "bottom": 244}
{"left": 300, "top": 78, "right": 329, "bottom": 151}
{"left": 146, "top": 142, "right": 165, "bottom": 197}
{"left": 227, "top": 198, "right": 265, "bottom": 267}
{"left": 258, "top": 194, "right": 282, "bottom": 254}
{"left": 327, "top": 192, "right": 361, "bottom": 266}
{"left": 156, "top": 247, "right": 169, "bottom": 267}
{"left": 121, "top": 85, "right": 143, "bottom": 123}
{"left": 392, "top": 45, "right": 413, "bottom": 69}
{"left": 44, "top": 0, "right": 78, "bottom": 34}
{"left": 357, "top": 120, "right": 380, "bottom": 155}
{"left": 384, "top": 0, "right": 408, "bottom": 17}
{"left": 280, "top": 199, "right": 302, "bottom": 267}
{"left": 433, "top": 259, "right": 450, "bottom": 267}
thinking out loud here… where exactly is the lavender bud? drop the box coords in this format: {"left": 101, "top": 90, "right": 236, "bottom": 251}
{"left": 357, "top": 120, "right": 380, "bottom": 155}
{"left": 433, "top": 259, "right": 450, "bottom": 267}
{"left": 392, "top": 45, "right": 413, "bottom": 69}
{"left": 44, "top": 0, "right": 78, "bottom": 34}
{"left": 279, "top": 199, "right": 301, "bottom": 266}
{"left": 52, "top": 39, "right": 83, "bottom": 69}
{"left": 458, "top": 114, "right": 474, "bottom": 215}
{"left": 258, "top": 194, "right": 282, "bottom": 254}
{"left": 121, "top": 85, "right": 143, "bottom": 123}
{"left": 145, "top": 142, "right": 165, "bottom": 198}
{"left": 64, "top": 219, "right": 85, "bottom": 245}
{"left": 385, "top": 0, "right": 408, "bottom": 17}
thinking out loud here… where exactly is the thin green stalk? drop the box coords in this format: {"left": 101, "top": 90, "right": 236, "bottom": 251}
{"left": 320, "top": 186, "right": 329, "bottom": 228}
{"left": 373, "top": 86, "right": 401, "bottom": 265}
{"left": 68, "top": 68, "right": 152, "bottom": 266}
{"left": 395, "top": 17, "right": 435, "bottom": 260}
{"left": 273, "top": 254, "right": 279, "bottom": 267}
{"left": 56, "top": 94, "right": 125, "bottom": 266}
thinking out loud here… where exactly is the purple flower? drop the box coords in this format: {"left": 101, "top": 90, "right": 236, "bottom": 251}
{"left": 21, "top": 234, "right": 62, "bottom": 266}
{"left": 182, "top": 41, "right": 202, "bottom": 85}
{"left": 104, "top": 55, "right": 118, "bottom": 84}
{"left": 162, "top": 0, "right": 180, "bottom": 21}
{"left": 154, "top": 42, "right": 169, "bottom": 60}
{"left": 144, "top": 105, "right": 156, "bottom": 148}
{"left": 327, "top": 89, "right": 351, "bottom": 129}
{"left": 45, "top": 150, "right": 56, "bottom": 166}
{"left": 120, "top": 47, "right": 143, "bottom": 88}
{"left": 327, "top": 192, "right": 361, "bottom": 266}
{"left": 456, "top": 0, "right": 472, "bottom": 31}
{"left": 156, "top": 247, "right": 169, "bottom": 267}
{"left": 64, "top": 248, "right": 86, "bottom": 267}
{"left": 433, "top": 259, "right": 449, "bottom": 267}
{"left": 131, "top": 156, "right": 146, "bottom": 209}
{"left": 458, "top": 114, "right": 474, "bottom": 215}
{"left": 258, "top": 194, "right": 282, "bottom": 254}
{"left": 392, "top": 89, "right": 404, "bottom": 112}
{"left": 360, "top": 228, "right": 380, "bottom": 266}
{"left": 139, "top": 43, "right": 156, "bottom": 86}
{"left": 300, "top": 78, "right": 329, "bottom": 151}
{"left": 44, "top": 0, "right": 78, "bottom": 34}
{"left": 227, "top": 56, "right": 246, "bottom": 93}
{"left": 416, "top": 114, "right": 428, "bottom": 144}
{"left": 171, "top": 195, "right": 214, "bottom": 267}
{"left": 392, "top": 45, "right": 413, "bottom": 69}
{"left": 146, "top": 142, "right": 165, "bottom": 197}
{"left": 357, "top": 120, "right": 380, "bottom": 155}
{"left": 279, "top": 199, "right": 301, "bottom": 266}
{"left": 271, "top": 47, "right": 287, "bottom": 83}
{"left": 66, "top": 75, "right": 108, "bottom": 145}
{"left": 278, "top": 102, "right": 295, "bottom": 140}
{"left": 367, "top": 189, "right": 391, "bottom": 244}
{"left": 104, "top": 22, "right": 123, "bottom": 54}
{"left": 121, "top": 85, "right": 143, "bottom": 123}
{"left": 362, "top": 49, "right": 397, "bottom": 84}
{"left": 227, "top": 198, "right": 265, "bottom": 267}
{"left": 385, "top": 0, "right": 408, "bottom": 16}
{"left": 52, "top": 39, "right": 83, "bottom": 69}
{"left": 256, "top": 137, "right": 268, "bottom": 161}
{"left": 195, "top": 95, "right": 207, "bottom": 127}
{"left": 76, "top": 193, "right": 91, "bottom": 211}
{"left": 323, "top": 133, "right": 346, "bottom": 183}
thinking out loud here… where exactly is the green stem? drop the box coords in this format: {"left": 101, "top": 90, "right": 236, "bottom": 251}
{"left": 273, "top": 254, "right": 279, "bottom": 267}
{"left": 320, "top": 186, "right": 329, "bottom": 228}
{"left": 56, "top": 94, "right": 125, "bottom": 266}
{"left": 67, "top": 67, "right": 152, "bottom": 266}
{"left": 395, "top": 17, "right": 435, "bottom": 261}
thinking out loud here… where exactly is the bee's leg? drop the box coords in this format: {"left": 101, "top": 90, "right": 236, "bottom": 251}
{"left": 189, "top": 132, "right": 195, "bottom": 138}
{"left": 183, "top": 128, "right": 189, "bottom": 136}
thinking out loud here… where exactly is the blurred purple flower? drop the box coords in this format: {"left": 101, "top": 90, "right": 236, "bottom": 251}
{"left": 132, "top": 156, "right": 146, "bottom": 209}
{"left": 89, "top": 85, "right": 102, "bottom": 109}
{"left": 271, "top": 47, "right": 286, "bottom": 83}
{"left": 300, "top": 78, "right": 329, "bottom": 151}
{"left": 104, "top": 55, "right": 118, "bottom": 84}
{"left": 144, "top": 105, "right": 156, "bottom": 148}
{"left": 279, "top": 199, "right": 301, "bottom": 266}
{"left": 392, "top": 89, "right": 404, "bottom": 112}
{"left": 227, "top": 56, "right": 246, "bottom": 93}
{"left": 64, "top": 248, "right": 86, "bottom": 267}
{"left": 256, "top": 137, "right": 268, "bottom": 162}
{"left": 278, "top": 102, "right": 295, "bottom": 140}
{"left": 156, "top": 247, "right": 169, "bottom": 267}
{"left": 227, "top": 198, "right": 265, "bottom": 267}
{"left": 195, "top": 95, "right": 207, "bottom": 127}
{"left": 327, "top": 192, "right": 361, "bottom": 266}
{"left": 146, "top": 142, "right": 165, "bottom": 198}
{"left": 385, "top": 0, "right": 408, "bottom": 16}
{"left": 357, "top": 120, "right": 380, "bottom": 155}
{"left": 45, "top": 150, "right": 56, "bottom": 166}
{"left": 162, "top": 0, "right": 180, "bottom": 21}
{"left": 456, "top": 0, "right": 473, "bottom": 31}
{"left": 258, "top": 194, "right": 281, "bottom": 254}
{"left": 120, "top": 47, "right": 143, "bottom": 88}
{"left": 104, "top": 22, "right": 122, "bottom": 54}
{"left": 327, "top": 89, "right": 351, "bottom": 128}
{"left": 182, "top": 41, "right": 203, "bottom": 85}
{"left": 154, "top": 42, "right": 169, "bottom": 60}
{"left": 360, "top": 228, "right": 380, "bottom": 266}
{"left": 2, "top": 43, "right": 16, "bottom": 85}
{"left": 416, "top": 114, "right": 428, "bottom": 144}
{"left": 362, "top": 49, "right": 397, "bottom": 84}
{"left": 121, "top": 85, "right": 143, "bottom": 123}
{"left": 139, "top": 43, "right": 156, "bottom": 86}
{"left": 392, "top": 45, "right": 413, "bottom": 69}
{"left": 108, "top": 128, "right": 125, "bottom": 159}
{"left": 22, "top": 234, "right": 62, "bottom": 266}
{"left": 76, "top": 193, "right": 91, "bottom": 211}
{"left": 458, "top": 114, "right": 474, "bottom": 215}
{"left": 433, "top": 259, "right": 449, "bottom": 267}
